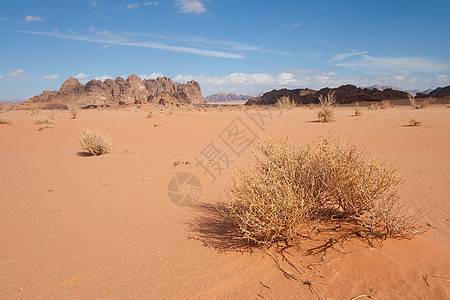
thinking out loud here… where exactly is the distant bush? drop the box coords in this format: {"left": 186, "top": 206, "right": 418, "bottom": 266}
{"left": 276, "top": 96, "right": 296, "bottom": 109}
{"left": 381, "top": 100, "right": 393, "bottom": 109}
{"left": 409, "top": 119, "right": 422, "bottom": 126}
{"left": 67, "top": 103, "right": 79, "bottom": 119}
{"left": 0, "top": 117, "right": 12, "bottom": 125}
{"left": 354, "top": 102, "right": 362, "bottom": 116}
{"left": 79, "top": 129, "right": 112, "bottom": 156}
{"left": 317, "top": 91, "right": 335, "bottom": 122}
{"left": 409, "top": 95, "right": 433, "bottom": 109}
{"left": 32, "top": 116, "right": 53, "bottom": 125}
{"left": 221, "top": 137, "right": 420, "bottom": 248}
{"left": 146, "top": 111, "right": 154, "bottom": 118}
{"left": 368, "top": 103, "right": 379, "bottom": 111}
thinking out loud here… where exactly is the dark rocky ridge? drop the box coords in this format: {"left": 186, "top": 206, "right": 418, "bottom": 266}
{"left": 416, "top": 85, "right": 450, "bottom": 98}
{"left": 27, "top": 75, "right": 205, "bottom": 107}
{"left": 246, "top": 84, "right": 411, "bottom": 105}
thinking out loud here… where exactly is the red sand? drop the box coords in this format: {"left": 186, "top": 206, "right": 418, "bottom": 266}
{"left": 1, "top": 105, "right": 449, "bottom": 299}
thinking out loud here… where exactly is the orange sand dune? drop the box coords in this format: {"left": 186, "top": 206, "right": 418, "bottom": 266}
{"left": 1, "top": 106, "right": 449, "bottom": 299}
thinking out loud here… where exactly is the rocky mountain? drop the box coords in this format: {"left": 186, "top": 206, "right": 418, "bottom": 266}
{"left": 26, "top": 75, "right": 205, "bottom": 107}
{"left": 205, "top": 93, "right": 253, "bottom": 102}
{"left": 416, "top": 85, "right": 450, "bottom": 98}
{"left": 246, "top": 84, "right": 410, "bottom": 106}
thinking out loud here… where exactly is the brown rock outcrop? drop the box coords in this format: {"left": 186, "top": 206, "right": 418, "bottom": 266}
{"left": 27, "top": 75, "right": 205, "bottom": 107}
{"left": 246, "top": 84, "right": 410, "bottom": 105}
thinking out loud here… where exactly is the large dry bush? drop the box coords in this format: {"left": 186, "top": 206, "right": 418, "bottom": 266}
{"left": 317, "top": 91, "right": 335, "bottom": 122}
{"left": 67, "top": 102, "right": 79, "bottom": 119}
{"left": 277, "top": 96, "right": 296, "bottom": 109}
{"left": 222, "top": 137, "right": 420, "bottom": 248}
{"left": 79, "top": 129, "right": 112, "bottom": 156}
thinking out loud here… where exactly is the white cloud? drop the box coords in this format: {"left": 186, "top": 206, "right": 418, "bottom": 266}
{"left": 334, "top": 52, "right": 450, "bottom": 73}
{"left": 7, "top": 69, "right": 27, "bottom": 79}
{"left": 126, "top": 3, "right": 140, "bottom": 8}
{"left": 139, "top": 72, "right": 164, "bottom": 79}
{"left": 436, "top": 74, "right": 448, "bottom": 82}
{"left": 25, "top": 15, "right": 43, "bottom": 22}
{"left": 90, "top": 0, "right": 97, "bottom": 7}
{"left": 17, "top": 30, "right": 243, "bottom": 59}
{"left": 93, "top": 75, "right": 114, "bottom": 81}
{"left": 332, "top": 51, "right": 368, "bottom": 61}
{"left": 102, "top": 44, "right": 110, "bottom": 48}
{"left": 74, "top": 73, "right": 90, "bottom": 80}
{"left": 143, "top": 2, "right": 154, "bottom": 5}
{"left": 175, "top": 0, "right": 206, "bottom": 15}
{"left": 42, "top": 74, "right": 60, "bottom": 80}
{"left": 0, "top": 75, "right": 4, "bottom": 79}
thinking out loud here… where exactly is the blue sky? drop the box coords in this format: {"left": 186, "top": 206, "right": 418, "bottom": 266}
{"left": 1, "top": 0, "right": 449, "bottom": 101}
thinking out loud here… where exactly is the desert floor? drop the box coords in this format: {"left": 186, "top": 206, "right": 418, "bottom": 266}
{"left": 1, "top": 105, "right": 449, "bottom": 299}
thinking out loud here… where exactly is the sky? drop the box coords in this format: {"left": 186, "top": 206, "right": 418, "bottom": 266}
{"left": 1, "top": 0, "right": 450, "bottom": 101}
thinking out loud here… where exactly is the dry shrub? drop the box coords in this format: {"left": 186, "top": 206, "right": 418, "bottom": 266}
{"left": 409, "top": 119, "right": 422, "bottom": 126}
{"left": 410, "top": 95, "right": 433, "bottom": 109}
{"left": 79, "top": 129, "right": 112, "bottom": 156}
{"left": 146, "top": 110, "right": 154, "bottom": 118}
{"left": 0, "top": 117, "right": 12, "bottom": 125}
{"left": 317, "top": 91, "right": 335, "bottom": 122}
{"left": 222, "top": 137, "right": 420, "bottom": 248}
{"left": 368, "top": 103, "right": 379, "bottom": 110}
{"left": 381, "top": 100, "right": 393, "bottom": 109}
{"left": 354, "top": 102, "right": 362, "bottom": 116}
{"left": 32, "top": 116, "right": 53, "bottom": 125}
{"left": 277, "top": 96, "right": 296, "bottom": 109}
{"left": 38, "top": 125, "right": 53, "bottom": 131}
{"left": 67, "top": 103, "right": 79, "bottom": 119}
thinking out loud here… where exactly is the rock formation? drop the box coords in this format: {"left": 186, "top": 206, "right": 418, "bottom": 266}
{"left": 416, "top": 85, "right": 450, "bottom": 98}
{"left": 205, "top": 93, "right": 253, "bottom": 102}
{"left": 27, "top": 75, "right": 205, "bottom": 107}
{"left": 246, "top": 84, "right": 410, "bottom": 105}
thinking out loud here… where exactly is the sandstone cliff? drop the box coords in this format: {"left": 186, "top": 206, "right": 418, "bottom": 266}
{"left": 246, "top": 84, "right": 410, "bottom": 105}
{"left": 27, "top": 75, "right": 205, "bottom": 107}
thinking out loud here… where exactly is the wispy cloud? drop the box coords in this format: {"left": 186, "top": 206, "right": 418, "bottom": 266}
{"left": 93, "top": 75, "right": 114, "bottom": 81}
{"left": 25, "top": 15, "right": 43, "bottom": 22}
{"left": 175, "top": 0, "right": 206, "bottom": 15}
{"left": 7, "top": 69, "right": 28, "bottom": 79}
{"left": 331, "top": 51, "right": 368, "bottom": 61}
{"left": 42, "top": 74, "right": 60, "bottom": 80}
{"left": 15, "top": 30, "right": 243, "bottom": 59}
{"left": 74, "top": 73, "right": 90, "bottom": 80}
{"left": 0, "top": 75, "right": 4, "bottom": 80}
{"left": 126, "top": 1, "right": 157, "bottom": 8}
{"left": 334, "top": 52, "right": 450, "bottom": 73}
{"left": 139, "top": 72, "right": 164, "bottom": 79}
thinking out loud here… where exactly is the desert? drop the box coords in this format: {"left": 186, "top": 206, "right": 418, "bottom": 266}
{"left": 1, "top": 99, "right": 449, "bottom": 299}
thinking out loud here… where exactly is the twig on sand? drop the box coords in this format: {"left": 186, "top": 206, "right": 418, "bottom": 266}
{"left": 422, "top": 275, "right": 431, "bottom": 287}
{"left": 350, "top": 295, "right": 375, "bottom": 300}
{"left": 431, "top": 275, "right": 448, "bottom": 279}
{"left": 260, "top": 281, "right": 271, "bottom": 289}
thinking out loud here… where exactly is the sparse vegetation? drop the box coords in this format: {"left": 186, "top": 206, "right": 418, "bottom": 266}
{"left": 221, "top": 137, "right": 421, "bottom": 248}
{"left": 153, "top": 123, "right": 162, "bottom": 127}
{"left": 79, "top": 129, "right": 112, "bottom": 156}
{"left": 32, "top": 116, "right": 53, "bottom": 125}
{"left": 0, "top": 117, "right": 12, "bottom": 125}
{"left": 67, "top": 103, "right": 79, "bottom": 119}
{"left": 276, "top": 96, "right": 296, "bottom": 109}
{"left": 354, "top": 102, "right": 362, "bottom": 116}
{"left": 317, "top": 91, "right": 335, "bottom": 122}
{"left": 38, "top": 125, "right": 53, "bottom": 131}
{"left": 381, "top": 100, "right": 393, "bottom": 109}
{"left": 409, "top": 119, "right": 422, "bottom": 126}
{"left": 409, "top": 95, "right": 433, "bottom": 109}
{"left": 146, "top": 111, "right": 154, "bottom": 118}
{"left": 30, "top": 106, "right": 41, "bottom": 116}
{"left": 368, "top": 103, "right": 379, "bottom": 110}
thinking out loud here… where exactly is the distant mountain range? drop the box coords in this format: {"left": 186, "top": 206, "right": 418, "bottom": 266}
{"left": 205, "top": 93, "right": 253, "bottom": 102}
{"left": 366, "top": 85, "right": 432, "bottom": 96}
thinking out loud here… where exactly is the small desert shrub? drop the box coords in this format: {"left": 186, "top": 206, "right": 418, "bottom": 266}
{"left": 30, "top": 106, "right": 41, "bottom": 116}
{"left": 409, "top": 119, "right": 422, "bottom": 126}
{"left": 354, "top": 102, "right": 362, "bottom": 116}
{"left": 381, "top": 100, "right": 393, "bottom": 109}
{"left": 146, "top": 111, "right": 154, "bottom": 118}
{"left": 79, "top": 129, "right": 112, "bottom": 156}
{"left": 67, "top": 103, "right": 79, "bottom": 119}
{"left": 368, "top": 103, "right": 379, "bottom": 110}
{"left": 153, "top": 123, "right": 162, "bottom": 127}
{"left": 38, "top": 125, "right": 53, "bottom": 131}
{"left": 410, "top": 95, "right": 433, "bottom": 109}
{"left": 276, "top": 96, "right": 296, "bottom": 109}
{"left": 32, "top": 116, "right": 53, "bottom": 125}
{"left": 0, "top": 117, "right": 12, "bottom": 125}
{"left": 317, "top": 91, "right": 335, "bottom": 122}
{"left": 222, "top": 137, "right": 419, "bottom": 248}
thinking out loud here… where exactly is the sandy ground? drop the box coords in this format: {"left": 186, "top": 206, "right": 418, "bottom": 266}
{"left": 0, "top": 105, "right": 449, "bottom": 299}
